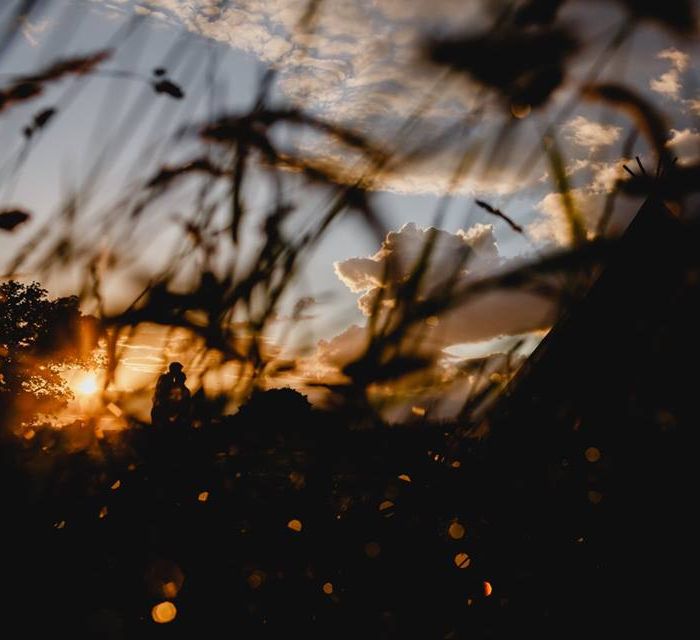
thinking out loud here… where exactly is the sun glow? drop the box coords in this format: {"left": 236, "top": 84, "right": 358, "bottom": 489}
{"left": 75, "top": 372, "right": 99, "bottom": 396}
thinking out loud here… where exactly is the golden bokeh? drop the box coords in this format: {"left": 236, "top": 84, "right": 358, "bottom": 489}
{"left": 454, "top": 553, "right": 471, "bottom": 569}
{"left": 483, "top": 581, "right": 493, "bottom": 597}
{"left": 289, "top": 471, "right": 306, "bottom": 489}
{"left": 585, "top": 447, "right": 601, "bottom": 463}
{"left": 448, "top": 521, "right": 466, "bottom": 540}
{"left": 162, "top": 581, "right": 178, "bottom": 599}
{"left": 379, "top": 500, "right": 395, "bottom": 513}
{"left": 151, "top": 601, "right": 177, "bottom": 624}
{"left": 322, "top": 582, "right": 334, "bottom": 595}
{"left": 247, "top": 570, "right": 266, "bottom": 590}
{"left": 510, "top": 102, "right": 532, "bottom": 119}
{"left": 588, "top": 490, "right": 603, "bottom": 504}
{"left": 198, "top": 491, "right": 209, "bottom": 502}
{"left": 288, "top": 519, "right": 303, "bottom": 532}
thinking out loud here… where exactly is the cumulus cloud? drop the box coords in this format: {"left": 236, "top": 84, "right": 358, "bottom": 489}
{"left": 530, "top": 155, "right": 632, "bottom": 245}
{"left": 288, "top": 224, "right": 551, "bottom": 417}
{"left": 667, "top": 128, "right": 700, "bottom": 165}
{"left": 650, "top": 70, "right": 682, "bottom": 99}
{"left": 283, "top": 222, "right": 553, "bottom": 417}
{"left": 335, "top": 222, "right": 500, "bottom": 312}
{"left": 562, "top": 116, "right": 622, "bottom": 151}
{"left": 686, "top": 99, "right": 700, "bottom": 115}
{"left": 334, "top": 223, "right": 553, "bottom": 347}
{"left": 650, "top": 47, "right": 690, "bottom": 99}
{"left": 658, "top": 47, "right": 690, "bottom": 72}
{"left": 529, "top": 188, "right": 600, "bottom": 245}
{"left": 588, "top": 160, "right": 628, "bottom": 194}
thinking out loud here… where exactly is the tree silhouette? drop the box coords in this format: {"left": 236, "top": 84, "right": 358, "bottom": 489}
{"left": 0, "top": 281, "right": 97, "bottom": 431}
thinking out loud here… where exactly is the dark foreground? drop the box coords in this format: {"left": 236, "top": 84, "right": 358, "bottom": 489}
{"left": 2, "top": 381, "right": 694, "bottom": 639}
{"left": 3, "top": 200, "right": 698, "bottom": 640}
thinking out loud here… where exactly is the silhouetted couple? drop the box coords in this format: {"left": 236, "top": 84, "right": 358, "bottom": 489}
{"left": 151, "top": 362, "right": 191, "bottom": 429}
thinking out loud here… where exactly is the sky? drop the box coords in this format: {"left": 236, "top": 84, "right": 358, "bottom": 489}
{"left": 2, "top": 0, "right": 700, "bottom": 418}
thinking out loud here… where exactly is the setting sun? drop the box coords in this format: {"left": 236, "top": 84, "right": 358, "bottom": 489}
{"left": 75, "top": 373, "right": 99, "bottom": 396}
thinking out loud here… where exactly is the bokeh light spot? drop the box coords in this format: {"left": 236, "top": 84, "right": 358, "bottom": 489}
{"left": 247, "top": 570, "right": 266, "bottom": 590}
{"left": 288, "top": 519, "right": 303, "bottom": 532}
{"left": 162, "top": 582, "right": 178, "bottom": 599}
{"left": 588, "top": 490, "right": 603, "bottom": 504}
{"left": 151, "top": 601, "right": 177, "bottom": 624}
{"left": 379, "top": 500, "right": 395, "bottom": 514}
{"left": 585, "top": 447, "right": 601, "bottom": 463}
{"left": 511, "top": 102, "right": 532, "bottom": 119}
{"left": 448, "top": 522, "right": 466, "bottom": 540}
{"left": 454, "top": 552, "right": 471, "bottom": 569}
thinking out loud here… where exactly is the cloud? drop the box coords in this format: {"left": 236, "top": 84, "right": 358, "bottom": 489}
{"left": 90, "top": 0, "right": 536, "bottom": 196}
{"left": 530, "top": 155, "right": 633, "bottom": 245}
{"left": 529, "top": 188, "right": 598, "bottom": 245}
{"left": 315, "top": 324, "right": 369, "bottom": 371}
{"left": 283, "top": 131, "right": 535, "bottom": 195}
{"left": 335, "top": 222, "right": 500, "bottom": 303}
{"left": 658, "top": 47, "right": 690, "bottom": 72}
{"left": 650, "top": 70, "right": 682, "bottom": 99}
{"left": 288, "top": 322, "right": 533, "bottom": 420}
{"left": 667, "top": 128, "right": 700, "bottom": 165}
{"left": 588, "top": 160, "right": 628, "bottom": 194}
{"left": 19, "top": 17, "right": 51, "bottom": 47}
{"left": 287, "top": 223, "right": 553, "bottom": 417}
{"left": 686, "top": 99, "right": 700, "bottom": 115}
{"left": 334, "top": 222, "right": 553, "bottom": 347}
{"left": 562, "top": 116, "right": 622, "bottom": 151}
{"left": 650, "top": 47, "right": 690, "bottom": 99}
{"left": 127, "top": 0, "right": 484, "bottom": 119}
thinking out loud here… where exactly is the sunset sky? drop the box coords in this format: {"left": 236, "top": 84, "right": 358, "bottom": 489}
{"left": 2, "top": 0, "right": 700, "bottom": 416}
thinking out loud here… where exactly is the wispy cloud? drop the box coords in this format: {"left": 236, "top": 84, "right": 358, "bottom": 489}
{"left": 20, "top": 17, "right": 51, "bottom": 47}
{"left": 88, "top": 0, "right": 533, "bottom": 195}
